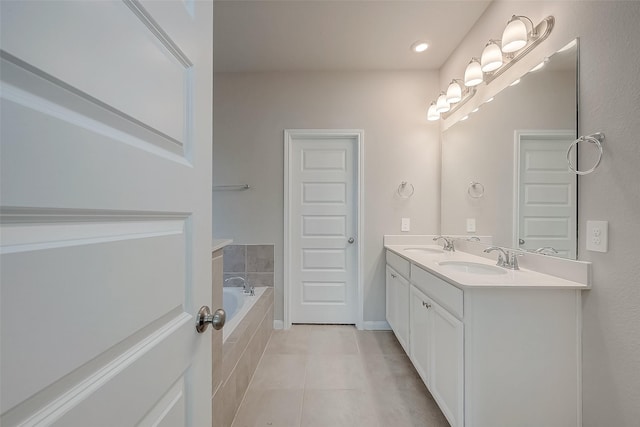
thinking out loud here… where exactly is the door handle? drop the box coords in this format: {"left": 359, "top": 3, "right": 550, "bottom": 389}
{"left": 348, "top": 237, "right": 355, "bottom": 244}
{"left": 196, "top": 306, "right": 226, "bottom": 333}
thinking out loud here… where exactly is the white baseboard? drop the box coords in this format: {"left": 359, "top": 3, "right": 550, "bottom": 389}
{"left": 273, "top": 320, "right": 284, "bottom": 330}
{"left": 363, "top": 321, "right": 391, "bottom": 330}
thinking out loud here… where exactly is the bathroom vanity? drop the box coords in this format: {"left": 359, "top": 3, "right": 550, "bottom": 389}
{"left": 385, "top": 241, "right": 588, "bottom": 427}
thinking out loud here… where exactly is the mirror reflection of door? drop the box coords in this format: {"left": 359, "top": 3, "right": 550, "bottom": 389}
{"left": 515, "top": 130, "right": 577, "bottom": 258}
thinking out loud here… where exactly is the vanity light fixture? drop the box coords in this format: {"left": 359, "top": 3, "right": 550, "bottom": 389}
{"left": 480, "top": 40, "right": 503, "bottom": 72}
{"left": 426, "top": 15, "right": 554, "bottom": 122}
{"left": 464, "top": 58, "right": 484, "bottom": 87}
{"left": 446, "top": 80, "right": 463, "bottom": 104}
{"left": 501, "top": 15, "right": 538, "bottom": 53}
{"left": 436, "top": 92, "right": 451, "bottom": 113}
{"left": 411, "top": 41, "right": 429, "bottom": 53}
{"left": 427, "top": 102, "right": 440, "bottom": 121}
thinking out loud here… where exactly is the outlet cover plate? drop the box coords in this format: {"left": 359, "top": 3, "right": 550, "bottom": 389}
{"left": 586, "top": 220, "right": 608, "bottom": 252}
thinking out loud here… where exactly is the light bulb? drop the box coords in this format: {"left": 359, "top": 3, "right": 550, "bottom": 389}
{"left": 446, "top": 81, "right": 462, "bottom": 104}
{"left": 436, "top": 93, "right": 450, "bottom": 113}
{"left": 464, "top": 59, "right": 483, "bottom": 87}
{"left": 481, "top": 41, "right": 503, "bottom": 72}
{"left": 502, "top": 16, "right": 528, "bottom": 53}
{"left": 427, "top": 103, "right": 440, "bottom": 121}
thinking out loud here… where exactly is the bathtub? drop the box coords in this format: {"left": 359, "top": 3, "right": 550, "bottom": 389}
{"left": 223, "top": 286, "right": 267, "bottom": 342}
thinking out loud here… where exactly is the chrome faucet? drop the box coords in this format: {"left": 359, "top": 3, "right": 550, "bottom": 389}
{"left": 483, "top": 246, "right": 523, "bottom": 270}
{"left": 433, "top": 236, "right": 455, "bottom": 252}
{"left": 224, "top": 276, "right": 255, "bottom": 296}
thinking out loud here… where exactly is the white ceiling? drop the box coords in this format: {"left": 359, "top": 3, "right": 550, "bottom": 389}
{"left": 213, "top": 0, "right": 492, "bottom": 72}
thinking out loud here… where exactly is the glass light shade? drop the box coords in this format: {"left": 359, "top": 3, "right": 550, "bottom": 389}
{"left": 501, "top": 17, "right": 528, "bottom": 53}
{"left": 427, "top": 103, "right": 440, "bottom": 121}
{"left": 464, "top": 59, "right": 483, "bottom": 87}
{"left": 436, "top": 93, "right": 450, "bottom": 113}
{"left": 446, "top": 81, "right": 462, "bottom": 103}
{"left": 481, "top": 42, "right": 503, "bottom": 72}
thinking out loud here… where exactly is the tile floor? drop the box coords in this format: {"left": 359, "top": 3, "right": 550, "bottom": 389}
{"left": 231, "top": 325, "right": 450, "bottom": 427}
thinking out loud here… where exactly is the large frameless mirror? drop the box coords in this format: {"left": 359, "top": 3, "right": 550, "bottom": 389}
{"left": 441, "top": 39, "right": 579, "bottom": 259}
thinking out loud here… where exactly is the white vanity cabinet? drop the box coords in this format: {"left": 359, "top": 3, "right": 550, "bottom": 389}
{"left": 410, "top": 267, "right": 464, "bottom": 427}
{"left": 385, "top": 248, "right": 583, "bottom": 427}
{"left": 385, "top": 251, "right": 411, "bottom": 352}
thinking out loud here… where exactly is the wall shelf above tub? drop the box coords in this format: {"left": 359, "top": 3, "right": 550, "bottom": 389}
{"left": 212, "top": 184, "right": 250, "bottom": 191}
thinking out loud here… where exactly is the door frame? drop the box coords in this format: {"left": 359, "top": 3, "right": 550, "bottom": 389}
{"left": 512, "top": 129, "right": 577, "bottom": 251}
{"left": 283, "top": 129, "right": 364, "bottom": 330}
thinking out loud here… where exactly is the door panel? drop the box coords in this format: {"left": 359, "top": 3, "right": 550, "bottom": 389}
{"left": 0, "top": 1, "right": 212, "bottom": 425}
{"left": 287, "top": 132, "right": 359, "bottom": 324}
{"left": 517, "top": 132, "right": 576, "bottom": 258}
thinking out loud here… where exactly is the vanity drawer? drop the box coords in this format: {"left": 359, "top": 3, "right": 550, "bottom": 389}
{"left": 411, "top": 265, "right": 463, "bottom": 318}
{"left": 386, "top": 250, "right": 411, "bottom": 279}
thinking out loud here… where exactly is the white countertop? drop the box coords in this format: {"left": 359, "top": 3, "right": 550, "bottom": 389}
{"left": 212, "top": 239, "right": 233, "bottom": 252}
{"left": 385, "top": 244, "right": 589, "bottom": 290}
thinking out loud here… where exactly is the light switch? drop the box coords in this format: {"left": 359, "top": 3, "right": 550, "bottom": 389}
{"left": 586, "top": 220, "right": 608, "bottom": 252}
{"left": 466, "top": 218, "right": 476, "bottom": 233}
{"left": 401, "top": 218, "right": 410, "bottom": 232}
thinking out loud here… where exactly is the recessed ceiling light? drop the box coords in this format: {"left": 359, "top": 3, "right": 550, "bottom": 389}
{"left": 485, "top": 97, "right": 495, "bottom": 103}
{"left": 411, "top": 41, "right": 429, "bottom": 53}
{"left": 460, "top": 115, "right": 469, "bottom": 121}
{"left": 510, "top": 78, "right": 521, "bottom": 86}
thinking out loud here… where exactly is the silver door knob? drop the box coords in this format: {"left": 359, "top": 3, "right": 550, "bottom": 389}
{"left": 196, "top": 306, "right": 225, "bottom": 333}
{"left": 348, "top": 237, "right": 355, "bottom": 244}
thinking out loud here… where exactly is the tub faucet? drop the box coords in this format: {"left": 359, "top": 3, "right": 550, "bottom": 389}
{"left": 433, "top": 236, "right": 455, "bottom": 252}
{"left": 224, "top": 276, "right": 255, "bottom": 295}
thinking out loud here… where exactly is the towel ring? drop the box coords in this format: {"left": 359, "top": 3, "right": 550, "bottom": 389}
{"left": 567, "top": 132, "right": 605, "bottom": 175}
{"left": 468, "top": 181, "right": 484, "bottom": 198}
{"left": 397, "top": 181, "right": 415, "bottom": 198}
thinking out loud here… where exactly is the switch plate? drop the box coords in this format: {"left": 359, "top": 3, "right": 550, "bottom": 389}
{"left": 586, "top": 220, "right": 608, "bottom": 252}
{"left": 466, "top": 218, "right": 476, "bottom": 233}
{"left": 401, "top": 218, "right": 410, "bottom": 232}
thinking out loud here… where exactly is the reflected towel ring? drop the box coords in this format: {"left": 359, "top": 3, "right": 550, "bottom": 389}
{"left": 567, "top": 132, "right": 605, "bottom": 175}
{"left": 397, "top": 181, "right": 415, "bottom": 198}
{"left": 468, "top": 181, "right": 485, "bottom": 198}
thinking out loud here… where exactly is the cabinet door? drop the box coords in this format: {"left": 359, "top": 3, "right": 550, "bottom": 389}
{"left": 394, "top": 273, "right": 410, "bottom": 352}
{"left": 386, "top": 266, "right": 397, "bottom": 332}
{"left": 409, "top": 285, "right": 432, "bottom": 386}
{"left": 431, "top": 302, "right": 464, "bottom": 427}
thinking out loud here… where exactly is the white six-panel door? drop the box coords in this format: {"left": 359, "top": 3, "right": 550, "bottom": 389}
{"left": 284, "top": 130, "right": 361, "bottom": 326}
{"left": 0, "top": 1, "right": 213, "bottom": 425}
{"left": 515, "top": 131, "right": 577, "bottom": 258}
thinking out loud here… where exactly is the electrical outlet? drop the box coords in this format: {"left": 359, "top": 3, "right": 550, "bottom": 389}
{"left": 401, "top": 218, "right": 410, "bottom": 232}
{"left": 466, "top": 218, "right": 476, "bottom": 233}
{"left": 586, "top": 220, "right": 608, "bottom": 252}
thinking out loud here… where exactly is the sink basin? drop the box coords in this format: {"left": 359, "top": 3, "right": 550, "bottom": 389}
{"left": 403, "top": 247, "right": 444, "bottom": 254}
{"left": 438, "top": 261, "right": 507, "bottom": 275}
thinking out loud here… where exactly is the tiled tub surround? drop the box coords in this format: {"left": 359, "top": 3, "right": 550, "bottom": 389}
{"left": 223, "top": 244, "right": 274, "bottom": 288}
{"left": 213, "top": 287, "right": 273, "bottom": 427}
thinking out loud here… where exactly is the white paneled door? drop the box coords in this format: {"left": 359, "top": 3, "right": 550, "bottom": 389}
{"left": 0, "top": 1, "right": 213, "bottom": 426}
{"left": 285, "top": 130, "right": 361, "bottom": 326}
{"left": 516, "top": 131, "right": 577, "bottom": 258}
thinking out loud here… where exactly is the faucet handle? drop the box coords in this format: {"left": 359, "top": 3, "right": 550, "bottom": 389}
{"left": 507, "top": 250, "right": 524, "bottom": 270}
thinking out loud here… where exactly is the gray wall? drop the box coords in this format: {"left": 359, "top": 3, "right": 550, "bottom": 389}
{"left": 440, "top": 1, "right": 640, "bottom": 425}
{"left": 213, "top": 71, "right": 441, "bottom": 323}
